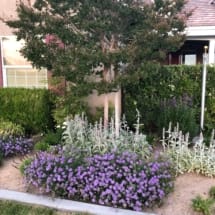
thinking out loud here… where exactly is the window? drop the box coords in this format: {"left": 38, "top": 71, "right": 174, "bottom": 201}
{"left": 1, "top": 36, "right": 47, "bottom": 88}
{"left": 180, "top": 53, "right": 197, "bottom": 65}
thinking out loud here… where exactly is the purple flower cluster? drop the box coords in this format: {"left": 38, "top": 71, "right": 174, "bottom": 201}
{"left": 24, "top": 152, "right": 174, "bottom": 211}
{"left": 24, "top": 152, "right": 76, "bottom": 196}
{"left": 0, "top": 137, "right": 33, "bottom": 157}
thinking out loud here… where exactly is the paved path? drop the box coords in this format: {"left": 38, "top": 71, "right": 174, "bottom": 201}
{"left": 0, "top": 189, "right": 156, "bottom": 215}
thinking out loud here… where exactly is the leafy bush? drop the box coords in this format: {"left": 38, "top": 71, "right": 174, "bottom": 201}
{"left": 62, "top": 114, "right": 151, "bottom": 158}
{"left": 156, "top": 104, "right": 198, "bottom": 138}
{"left": 24, "top": 151, "right": 174, "bottom": 211}
{"left": 0, "top": 137, "right": 33, "bottom": 157}
{"left": 209, "top": 186, "right": 215, "bottom": 200}
{"left": 192, "top": 196, "right": 214, "bottom": 215}
{"left": 124, "top": 65, "right": 215, "bottom": 136}
{"left": 19, "top": 157, "right": 33, "bottom": 175}
{"left": 162, "top": 124, "right": 215, "bottom": 176}
{"left": 42, "top": 130, "right": 62, "bottom": 146}
{"left": 52, "top": 94, "right": 89, "bottom": 125}
{"left": 0, "top": 120, "right": 24, "bottom": 139}
{"left": 34, "top": 141, "right": 50, "bottom": 152}
{"left": 34, "top": 130, "right": 62, "bottom": 152}
{"left": 0, "top": 150, "right": 3, "bottom": 166}
{"left": 0, "top": 88, "right": 55, "bottom": 134}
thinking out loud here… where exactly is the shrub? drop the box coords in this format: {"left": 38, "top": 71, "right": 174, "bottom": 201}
{"left": 156, "top": 104, "right": 198, "bottom": 138}
{"left": 0, "top": 150, "right": 3, "bottom": 166}
{"left": 42, "top": 130, "right": 62, "bottom": 146}
{"left": 34, "top": 141, "right": 50, "bottom": 152}
{"left": 62, "top": 114, "right": 151, "bottom": 159}
{"left": 192, "top": 196, "right": 214, "bottom": 215}
{"left": 19, "top": 157, "right": 34, "bottom": 175}
{"left": 0, "top": 137, "right": 33, "bottom": 157}
{"left": 209, "top": 186, "right": 215, "bottom": 200}
{"left": 52, "top": 94, "right": 89, "bottom": 125}
{"left": 0, "top": 119, "right": 24, "bottom": 139}
{"left": 24, "top": 151, "right": 174, "bottom": 211}
{"left": 34, "top": 130, "right": 62, "bottom": 152}
{"left": 124, "top": 65, "right": 215, "bottom": 135}
{"left": 0, "top": 88, "right": 55, "bottom": 134}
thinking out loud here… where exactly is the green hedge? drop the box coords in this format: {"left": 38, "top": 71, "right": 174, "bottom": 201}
{"left": 123, "top": 64, "right": 215, "bottom": 137}
{"left": 0, "top": 88, "right": 55, "bottom": 134}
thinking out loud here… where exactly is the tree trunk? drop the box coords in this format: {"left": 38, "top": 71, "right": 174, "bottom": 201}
{"left": 104, "top": 94, "right": 109, "bottom": 128}
{"left": 115, "top": 88, "right": 121, "bottom": 137}
{"left": 103, "top": 67, "right": 109, "bottom": 128}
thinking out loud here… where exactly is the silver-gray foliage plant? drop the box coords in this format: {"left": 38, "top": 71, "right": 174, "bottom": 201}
{"left": 161, "top": 123, "right": 215, "bottom": 177}
{"left": 62, "top": 113, "right": 151, "bottom": 158}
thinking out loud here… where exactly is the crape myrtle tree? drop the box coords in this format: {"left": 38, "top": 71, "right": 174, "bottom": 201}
{"left": 6, "top": 0, "right": 188, "bottom": 134}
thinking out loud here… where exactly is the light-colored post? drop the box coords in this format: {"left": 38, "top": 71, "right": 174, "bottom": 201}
{"left": 208, "top": 40, "right": 215, "bottom": 64}
{"left": 115, "top": 88, "right": 121, "bottom": 137}
{"left": 104, "top": 94, "right": 109, "bottom": 128}
{"left": 200, "top": 46, "right": 208, "bottom": 131}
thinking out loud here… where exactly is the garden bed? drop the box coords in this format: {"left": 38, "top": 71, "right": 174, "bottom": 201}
{"left": 1, "top": 156, "right": 215, "bottom": 215}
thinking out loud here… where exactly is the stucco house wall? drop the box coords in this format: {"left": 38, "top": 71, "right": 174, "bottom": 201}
{"left": 0, "top": 0, "right": 48, "bottom": 88}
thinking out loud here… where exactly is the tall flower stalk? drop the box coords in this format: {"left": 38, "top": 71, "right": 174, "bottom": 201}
{"left": 62, "top": 114, "right": 150, "bottom": 158}
{"left": 162, "top": 124, "right": 215, "bottom": 177}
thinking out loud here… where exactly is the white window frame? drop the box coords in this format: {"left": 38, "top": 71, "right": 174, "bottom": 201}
{"left": 0, "top": 36, "right": 48, "bottom": 88}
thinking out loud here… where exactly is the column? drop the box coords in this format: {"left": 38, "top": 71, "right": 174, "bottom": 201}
{"left": 115, "top": 88, "right": 121, "bottom": 137}
{"left": 208, "top": 39, "right": 215, "bottom": 64}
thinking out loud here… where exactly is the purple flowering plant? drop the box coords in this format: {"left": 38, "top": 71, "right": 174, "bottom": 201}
{"left": 24, "top": 151, "right": 175, "bottom": 211}
{"left": 0, "top": 137, "right": 33, "bottom": 157}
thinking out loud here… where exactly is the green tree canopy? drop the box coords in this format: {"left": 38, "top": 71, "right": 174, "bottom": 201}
{"left": 6, "top": 0, "right": 189, "bottom": 94}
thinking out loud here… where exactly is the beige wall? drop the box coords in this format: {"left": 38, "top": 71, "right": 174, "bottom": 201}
{"left": 0, "top": 0, "right": 33, "bottom": 36}
{"left": 86, "top": 90, "right": 116, "bottom": 114}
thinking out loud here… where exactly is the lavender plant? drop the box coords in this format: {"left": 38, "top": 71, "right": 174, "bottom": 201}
{"left": 24, "top": 151, "right": 174, "bottom": 211}
{"left": 62, "top": 114, "right": 150, "bottom": 158}
{"left": 0, "top": 137, "right": 33, "bottom": 157}
{"left": 161, "top": 123, "right": 215, "bottom": 177}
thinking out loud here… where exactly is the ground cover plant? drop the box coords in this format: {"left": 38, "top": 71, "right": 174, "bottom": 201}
{"left": 34, "top": 129, "right": 62, "bottom": 152}
{"left": 162, "top": 124, "right": 215, "bottom": 176}
{"left": 192, "top": 196, "right": 214, "bottom": 215}
{"left": 0, "top": 200, "right": 55, "bottom": 215}
{"left": 20, "top": 114, "right": 175, "bottom": 212}
{"left": 0, "top": 137, "right": 33, "bottom": 158}
{"left": 23, "top": 151, "right": 174, "bottom": 211}
{"left": 0, "top": 119, "right": 33, "bottom": 160}
{"left": 0, "top": 200, "right": 90, "bottom": 215}
{"left": 191, "top": 186, "right": 215, "bottom": 215}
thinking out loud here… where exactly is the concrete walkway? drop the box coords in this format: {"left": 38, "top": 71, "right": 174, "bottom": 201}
{"left": 0, "top": 189, "right": 156, "bottom": 215}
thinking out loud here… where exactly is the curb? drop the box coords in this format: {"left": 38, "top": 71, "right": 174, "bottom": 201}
{"left": 0, "top": 189, "right": 156, "bottom": 215}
